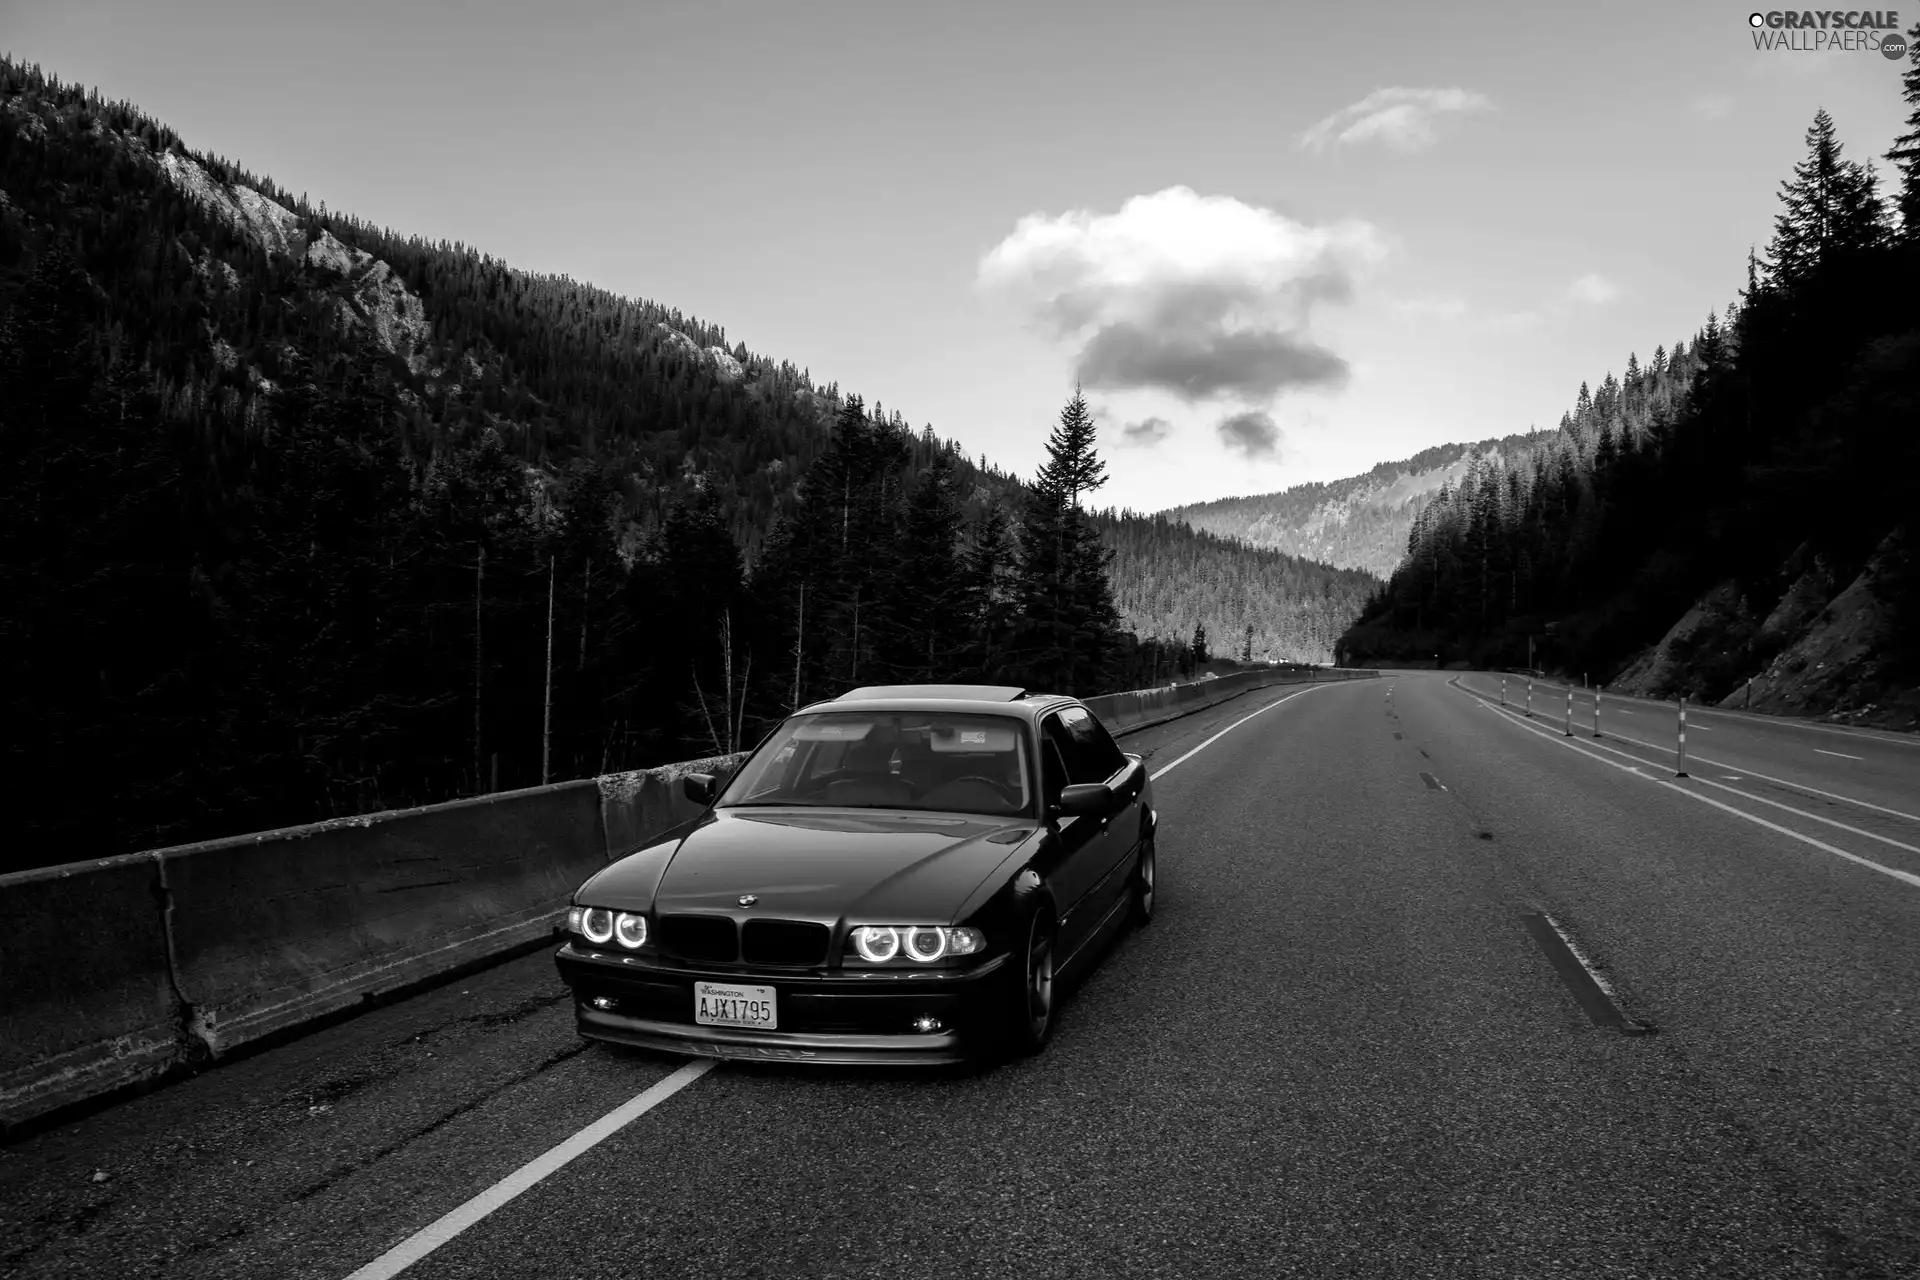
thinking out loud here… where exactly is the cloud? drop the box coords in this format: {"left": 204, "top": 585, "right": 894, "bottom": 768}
{"left": 1217, "top": 410, "right": 1282, "bottom": 460}
{"left": 976, "top": 185, "right": 1386, "bottom": 405}
{"left": 1691, "top": 92, "right": 1735, "bottom": 120}
{"left": 1119, "top": 415, "right": 1174, "bottom": 446}
{"left": 1567, "top": 273, "right": 1619, "bottom": 304}
{"left": 1297, "top": 87, "right": 1493, "bottom": 153}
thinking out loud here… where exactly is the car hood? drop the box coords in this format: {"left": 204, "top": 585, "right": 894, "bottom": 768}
{"left": 599, "top": 807, "right": 1034, "bottom": 922}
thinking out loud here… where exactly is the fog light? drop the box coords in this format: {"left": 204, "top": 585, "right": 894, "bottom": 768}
{"left": 912, "top": 1015, "right": 942, "bottom": 1033}
{"left": 590, "top": 996, "right": 617, "bottom": 1011}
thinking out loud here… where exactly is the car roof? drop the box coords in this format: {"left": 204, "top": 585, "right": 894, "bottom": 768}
{"left": 792, "top": 684, "right": 1077, "bottom": 719}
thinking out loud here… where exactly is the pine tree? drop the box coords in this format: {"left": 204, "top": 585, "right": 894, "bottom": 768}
{"left": 1768, "top": 108, "right": 1890, "bottom": 286}
{"left": 1039, "top": 385, "right": 1108, "bottom": 509}
{"left": 1886, "top": 20, "right": 1920, "bottom": 238}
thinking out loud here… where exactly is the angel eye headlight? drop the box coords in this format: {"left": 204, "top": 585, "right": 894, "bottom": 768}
{"left": 581, "top": 907, "right": 615, "bottom": 945}
{"left": 853, "top": 925, "right": 900, "bottom": 961}
{"left": 614, "top": 912, "right": 647, "bottom": 949}
{"left": 903, "top": 926, "right": 948, "bottom": 962}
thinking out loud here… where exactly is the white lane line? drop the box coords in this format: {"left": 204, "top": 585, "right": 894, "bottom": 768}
{"left": 1457, "top": 687, "right": 1920, "bottom": 891}
{"left": 1150, "top": 683, "right": 1338, "bottom": 782}
{"left": 343, "top": 1060, "right": 717, "bottom": 1280}
{"left": 1816, "top": 748, "right": 1865, "bottom": 761}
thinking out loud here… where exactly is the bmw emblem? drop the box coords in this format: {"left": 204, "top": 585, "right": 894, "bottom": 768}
{"left": 738, "top": 894, "right": 758, "bottom": 906}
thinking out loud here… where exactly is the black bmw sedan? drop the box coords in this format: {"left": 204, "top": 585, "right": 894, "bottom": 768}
{"left": 554, "top": 684, "right": 1157, "bottom": 1065}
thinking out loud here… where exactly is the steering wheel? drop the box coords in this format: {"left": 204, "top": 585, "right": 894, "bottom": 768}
{"left": 947, "top": 774, "right": 1016, "bottom": 801}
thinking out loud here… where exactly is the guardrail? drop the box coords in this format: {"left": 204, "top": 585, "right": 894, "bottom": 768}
{"left": 0, "top": 667, "right": 1374, "bottom": 1133}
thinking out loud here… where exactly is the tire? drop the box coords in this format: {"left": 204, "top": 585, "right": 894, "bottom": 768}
{"left": 1129, "top": 827, "right": 1157, "bottom": 927}
{"left": 999, "top": 903, "right": 1057, "bottom": 1058}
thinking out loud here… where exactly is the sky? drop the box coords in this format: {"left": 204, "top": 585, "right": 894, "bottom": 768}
{"left": 5, "top": 0, "right": 1914, "bottom": 513}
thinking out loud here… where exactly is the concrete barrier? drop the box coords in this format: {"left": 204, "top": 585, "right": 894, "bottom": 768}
{"left": 160, "top": 779, "right": 605, "bottom": 1059}
{"left": 598, "top": 751, "right": 748, "bottom": 859}
{"left": 1088, "top": 666, "right": 1373, "bottom": 738}
{"left": 0, "top": 856, "right": 181, "bottom": 1129}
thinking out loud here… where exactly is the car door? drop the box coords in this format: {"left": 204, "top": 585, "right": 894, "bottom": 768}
{"left": 1040, "top": 706, "right": 1138, "bottom": 960}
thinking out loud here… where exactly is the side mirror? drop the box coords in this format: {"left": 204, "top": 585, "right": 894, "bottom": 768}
{"left": 682, "top": 773, "right": 717, "bottom": 806}
{"left": 1054, "top": 782, "right": 1111, "bottom": 818}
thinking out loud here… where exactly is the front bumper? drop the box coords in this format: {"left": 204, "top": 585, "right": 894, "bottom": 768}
{"left": 553, "top": 941, "right": 1013, "bottom": 1066}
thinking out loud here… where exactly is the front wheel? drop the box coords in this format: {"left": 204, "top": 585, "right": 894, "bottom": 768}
{"left": 997, "top": 906, "right": 1056, "bottom": 1058}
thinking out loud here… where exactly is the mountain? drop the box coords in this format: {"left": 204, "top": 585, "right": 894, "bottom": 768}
{"left": 1335, "top": 99, "right": 1920, "bottom": 731}
{"left": 1093, "top": 511, "right": 1378, "bottom": 664}
{"left": 1159, "top": 431, "right": 1556, "bottom": 579}
{"left": 0, "top": 57, "right": 1376, "bottom": 872}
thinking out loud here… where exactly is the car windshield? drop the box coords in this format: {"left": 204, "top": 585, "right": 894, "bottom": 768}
{"left": 716, "top": 711, "right": 1033, "bottom": 817}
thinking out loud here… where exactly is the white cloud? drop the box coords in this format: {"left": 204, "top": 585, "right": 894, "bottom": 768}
{"left": 976, "top": 185, "right": 1387, "bottom": 405}
{"left": 1691, "top": 92, "right": 1735, "bottom": 120}
{"left": 1567, "top": 272, "right": 1620, "bottom": 304}
{"left": 1297, "top": 87, "right": 1494, "bottom": 153}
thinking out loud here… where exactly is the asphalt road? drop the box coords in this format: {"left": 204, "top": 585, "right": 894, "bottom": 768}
{"left": 4, "top": 672, "right": 1917, "bottom": 1279}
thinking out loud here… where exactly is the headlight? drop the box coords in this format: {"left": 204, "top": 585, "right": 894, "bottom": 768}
{"left": 614, "top": 912, "right": 647, "bottom": 949}
{"left": 581, "top": 907, "right": 615, "bottom": 945}
{"left": 852, "top": 925, "right": 900, "bottom": 962}
{"left": 850, "top": 926, "right": 985, "bottom": 963}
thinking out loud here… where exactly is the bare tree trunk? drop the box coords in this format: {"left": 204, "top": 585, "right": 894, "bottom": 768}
{"left": 721, "top": 610, "right": 734, "bottom": 754}
{"left": 691, "top": 661, "right": 722, "bottom": 756}
{"left": 735, "top": 652, "right": 752, "bottom": 753}
{"left": 850, "top": 586, "right": 861, "bottom": 684}
{"left": 578, "top": 554, "right": 590, "bottom": 672}
{"left": 791, "top": 582, "right": 805, "bottom": 712}
{"left": 473, "top": 544, "right": 485, "bottom": 792}
{"left": 542, "top": 554, "right": 555, "bottom": 785}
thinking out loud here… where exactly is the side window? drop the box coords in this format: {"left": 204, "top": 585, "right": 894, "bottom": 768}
{"left": 1079, "top": 710, "right": 1129, "bottom": 777}
{"left": 1040, "top": 732, "right": 1071, "bottom": 799}
{"left": 1045, "top": 709, "right": 1121, "bottom": 786}
{"left": 1053, "top": 706, "right": 1127, "bottom": 783}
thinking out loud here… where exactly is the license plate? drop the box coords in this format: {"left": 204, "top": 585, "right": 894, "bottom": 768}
{"left": 694, "top": 981, "right": 777, "bottom": 1029}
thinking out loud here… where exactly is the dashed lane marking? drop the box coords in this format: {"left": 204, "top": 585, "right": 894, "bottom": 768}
{"left": 1816, "top": 748, "right": 1865, "bottom": 761}
{"left": 1523, "top": 912, "right": 1649, "bottom": 1034}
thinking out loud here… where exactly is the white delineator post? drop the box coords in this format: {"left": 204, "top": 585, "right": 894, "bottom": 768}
{"left": 1501, "top": 674, "right": 1507, "bottom": 707}
{"left": 1676, "top": 694, "right": 1690, "bottom": 778}
{"left": 1527, "top": 679, "right": 1533, "bottom": 717}
{"left": 1593, "top": 687, "right": 1602, "bottom": 738}
{"left": 1565, "top": 685, "right": 1573, "bottom": 736}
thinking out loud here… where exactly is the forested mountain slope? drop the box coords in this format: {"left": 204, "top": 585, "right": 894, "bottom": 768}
{"left": 1338, "top": 86, "right": 1920, "bottom": 730}
{"left": 1160, "top": 431, "right": 1551, "bottom": 578}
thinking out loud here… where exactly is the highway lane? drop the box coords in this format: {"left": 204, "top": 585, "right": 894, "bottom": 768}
{"left": 4, "top": 672, "right": 1918, "bottom": 1278}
